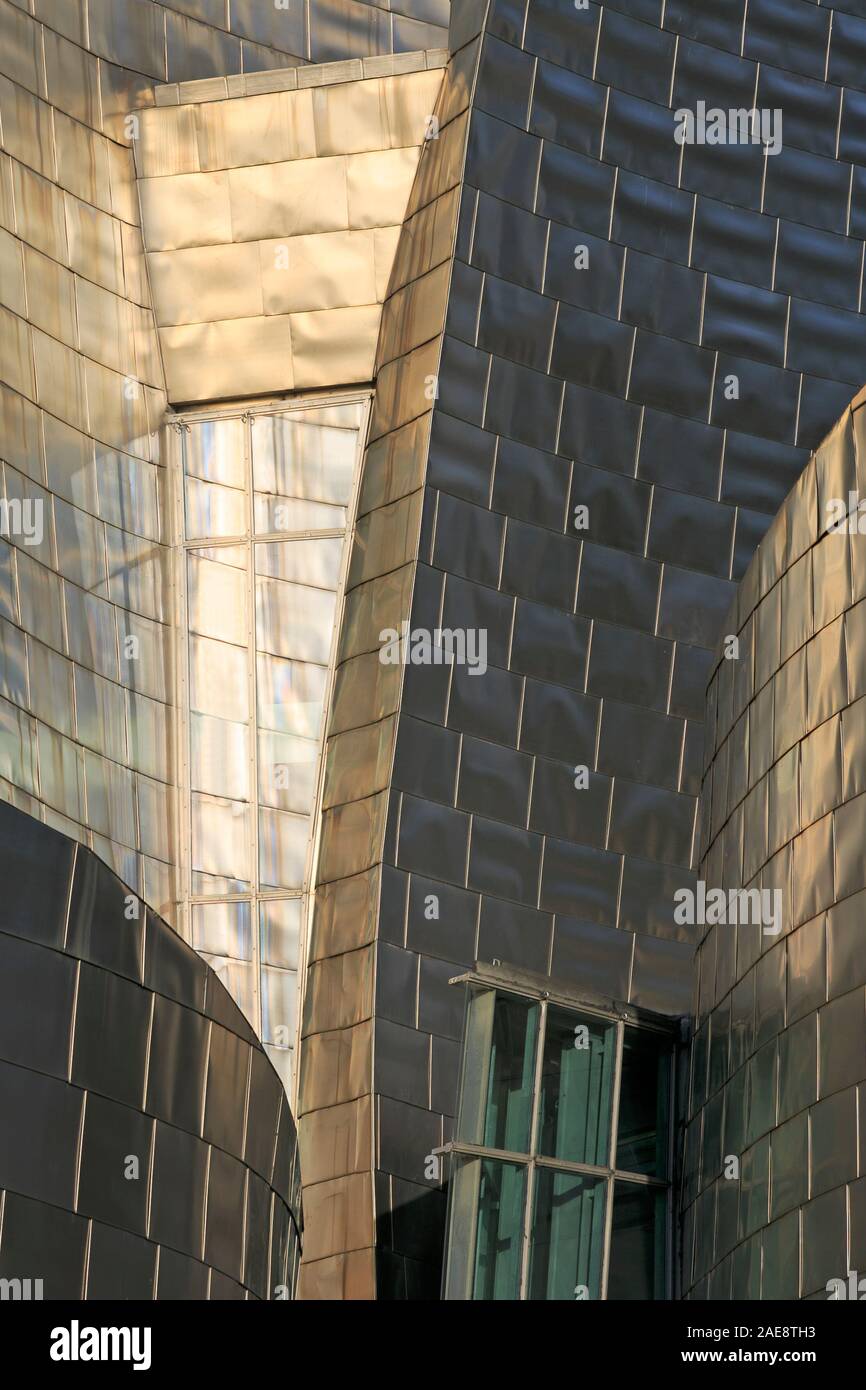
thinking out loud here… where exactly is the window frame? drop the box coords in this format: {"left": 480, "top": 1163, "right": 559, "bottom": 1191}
{"left": 443, "top": 966, "right": 678, "bottom": 1300}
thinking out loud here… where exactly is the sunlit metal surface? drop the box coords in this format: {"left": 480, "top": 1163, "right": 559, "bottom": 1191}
{"left": 136, "top": 60, "right": 446, "bottom": 403}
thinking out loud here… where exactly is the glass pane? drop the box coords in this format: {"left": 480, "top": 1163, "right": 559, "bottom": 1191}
{"left": 186, "top": 417, "right": 246, "bottom": 488}
{"left": 538, "top": 1007, "right": 616, "bottom": 1166}
{"left": 473, "top": 1159, "right": 526, "bottom": 1300}
{"left": 457, "top": 991, "right": 539, "bottom": 1154}
{"left": 185, "top": 475, "right": 247, "bottom": 539}
{"left": 607, "top": 1182, "right": 667, "bottom": 1300}
{"left": 260, "top": 897, "right": 302, "bottom": 968}
{"left": 192, "top": 900, "right": 252, "bottom": 960}
{"left": 529, "top": 1169, "right": 606, "bottom": 1301}
{"left": 616, "top": 1028, "right": 672, "bottom": 1178}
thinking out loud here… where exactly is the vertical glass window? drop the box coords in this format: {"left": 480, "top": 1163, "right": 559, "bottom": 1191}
{"left": 175, "top": 397, "right": 368, "bottom": 1097}
{"left": 445, "top": 984, "right": 673, "bottom": 1300}
{"left": 538, "top": 1007, "right": 616, "bottom": 1166}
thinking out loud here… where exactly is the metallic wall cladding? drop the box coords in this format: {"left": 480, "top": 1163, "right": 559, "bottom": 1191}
{"left": 0, "top": 0, "right": 176, "bottom": 918}
{"left": 686, "top": 397, "right": 866, "bottom": 1300}
{"left": 136, "top": 63, "right": 445, "bottom": 402}
{"left": 299, "top": 0, "right": 866, "bottom": 1296}
{"left": 0, "top": 797, "right": 300, "bottom": 1299}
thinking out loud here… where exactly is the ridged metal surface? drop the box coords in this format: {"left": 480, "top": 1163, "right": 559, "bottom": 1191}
{"left": 684, "top": 396, "right": 866, "bottom": 1300}
{"left": 0, "top": 797, "right": 301, "bottom": 1299}
{"left": 298, "top": 0, "right": 866, "bottom": 1297}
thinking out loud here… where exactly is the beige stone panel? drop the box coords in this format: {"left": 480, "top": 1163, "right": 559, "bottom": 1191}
{"left": 346, "top": 145, "right": 420, "bottom": 230}
{"left": 290, "top": 303, "right": 379, "bottom": 389}
{"left": 0, "top": 74, "right": 54, "bottom": 180}
{"left": 76, "top": 277, "right": 136, "bottom": 377}
{"left": 138, "top": 170, "right": 232, "bottom": 252}
{"left": 0, "top": 226, "right": 25, "bottom": 318}
{"left": 148, "top": 242, "right": 263, "bottom": 326}
{"left": 23, "top": 244, "right": 77, "bottom": 345}
{"left": 135, "top": 103, "right": 200, "bottom": 179}
{"left": 312, "top": 77, "right": 386, "bottom": 157}
{"left": 0, "top": 304, "right": 33, "bottom": 399}
{"left": 12, "top": 161, "right": 67, "bottom": 264}
{"left": 372, "top": 224, "right": 402, "bottom": 300}
{"left": 53, "top": 110, "right": 112, "bottom": 213}
{"left": 227, "top": 157, "right": 348, "bottom": 242}
{"left": 382, "top": 68, "right": 444, "bottom": 148}
{"left": 64, "top": 194, "right": 124, "bottom": 296}
{"left": 160, "top": 314, "right": 294, "bottom": 403}
{"left": 300, "top": 1095, "right": 372, "bottom": 1186}
{"left": 32, "top": 329, "right": 86, "bottom": 431}
{"left": 259, "top": 229, "right": 377, "bottom": 316}
{"left": 195, "top": 88, "right": 315, "bottom": 171}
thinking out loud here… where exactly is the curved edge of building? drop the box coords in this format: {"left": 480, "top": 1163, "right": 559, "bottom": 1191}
{"left": 684, "top": 394, "right": 866, "bottom": 1299}
{"left": 0, "top": 798, "right": 301, "bottom": 1300}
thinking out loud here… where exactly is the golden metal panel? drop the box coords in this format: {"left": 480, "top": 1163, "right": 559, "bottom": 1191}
{"left": 227, "top": 157, "right": 348, "bottom": 242}
{"left": 297, "top": 1170, "right": 374, "bottom": 1265}
{"left": 229, "top": 0, "right": 307, "bottom": 54}
{"left": 311, "top": 77, "right": 386, "bottom": 157}
{"left": 53, "top": 110, "right": 112, "bottom": 213}
{"left": 297, "top": 1019, "right": 372, "bottom": 1112}
{"left": 23, "top": 243, "right": 77, "bottom": 345}
{"left": 164, "top": 9, "right": 241, "bottom": 87}
{"left": 0, "top": 226, "right": 25, "bottom": 318}
{"left": 259, "top": 230, "right": 377, "bottom": 316}
{"left": 381, "top": 68, "right": 444, "bottom": 148}
{"left": 106, "top": 139, "right": 139, "bottom": 227}
{"left": 148, "top": 242, "right": 263, "bottom": 325}
{"left": 0, "top": 303, "right": 33, "bottom": 399}
{"left": 194, "top": 88, "right": 315, "bottom": 171}
{"left": 372, "top": 225, "right": 401, "bottom": 299}
{"left": 346, "top": 145, "right": 419, "bottom": 229}
{"left": 85, "top": 357, "right": 150, "bottom": 457}
{"left": 99, "top": 59, "right": 155, "bottom": 144}
{"left": 76, "top": 276, "right": 136, "bottom": 377}
{"left": 0, "top": 153, "right": 14, "bottom": 233}
{"left": 0, "top": 380, "right": 43, "bottom": 483}
{"left": 42, "top": 27, "right": 100, "bottom": 129}
{"left": 0, "top": 0, "right": 42, "bottom": 97}
{"left": 296, "top": 1247, "right": 376, "bottom": 1301}
{"left": 300, "top": 1095, "right": 372, "bottom": 1185}
{"left": 0, "top": 74, "right": 54, "bottom": 179}
{"left": 33, "top": 0, "right": 86, "bottom": 46}
{"left": 12, "top": 160, "right": 67, "bottom": 263}
{"left": 160, "top": 314, "right": 294, "bottom": 402}
{"left": 120, "top": 221, "right": 149, "bottom": 306}
{"left": 135, "top": 103, "right": 201, "bottom": 179}
{"left": 87, "top": 0, "right": 166, "bottom": 80}
{"left": 64, "top": 193, "right": 124, "bottom": 294}
{"left": 138, "top": 170, "right": 232, "bottom": 252}
{"left": 32, "top": 328, "right": 86, "bottom": 431}
{"left": 289, "top": 304, "right": 380, "bottom": 389}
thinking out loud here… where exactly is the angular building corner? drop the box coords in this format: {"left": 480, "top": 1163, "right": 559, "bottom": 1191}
{"left": 3, "top": 0, "right": 866, "bottom": 1306}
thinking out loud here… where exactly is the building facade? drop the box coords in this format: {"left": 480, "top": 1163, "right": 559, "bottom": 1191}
{"left": 2, "top": 0, "right": 866, "bottom": 1300}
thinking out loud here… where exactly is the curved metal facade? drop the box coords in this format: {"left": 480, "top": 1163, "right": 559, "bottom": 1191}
{"left": 684, "top": 398, "right": 866, "bottom": 1300}
{"left": 299, "top": 0, "right": 866, "bottom": 1296}
{"left": 0, "top": 797, "right": 300, "bottom": 1300}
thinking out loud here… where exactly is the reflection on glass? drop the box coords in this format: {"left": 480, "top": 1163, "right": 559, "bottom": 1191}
{"left": 616, "top": 1027, "right": 671, "bottom": 1177}
{"left": 538, "top": 1007, "right": 616, "bottom": 1166}
{"left": 180, "top": 401, "right": 366, "bottom": 1079}
{"left": 473, "top": 1159, "right": 526, "bottom": 1300}
{"left": 529, "top": 1169, "right": 605, "bottom": 1300}
{"left": 458, "top": 990, "right": 539, "bottom": 1154}
{"left": 607, "top": 1182, "right": 667, "bottom": 1300}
